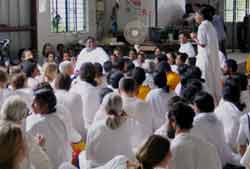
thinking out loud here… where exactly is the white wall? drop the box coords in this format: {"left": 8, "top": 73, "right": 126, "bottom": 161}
{"left": 37, "top": 0, "right": 97, "bottom": 53}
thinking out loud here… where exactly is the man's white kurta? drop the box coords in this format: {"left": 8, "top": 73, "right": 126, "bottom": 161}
{"left": 170, "top": 133, "right": 222, "bottom": 169}
{"left": 75, "top": 47, "right": 109, "bottom": 71}
{"left": 70, "top": 80, "right": 100, "bottom": 129}
{"left": 215, "top": 99, "right": 243, "bottom": 151}
{"left": 146, "top": 88, "right": 175, "bottom": 129}
{"left": 26, "top": 113, "right": 72, "bottom": 169}
{"left": 191, "top": 113, "right": 241, "bottom": 166}
{"left": 196, "top": 20, "right": 222, "bottom": 101}
{"left": 179, "top": 42, "right": 196, "bottom": 58}
{"left": 121, "top": 96, "right": 155, "bottom": 133}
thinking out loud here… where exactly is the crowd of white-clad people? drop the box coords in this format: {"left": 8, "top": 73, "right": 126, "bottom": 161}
{"left": 1, "top": 5, "right": 250, "bottom": 169}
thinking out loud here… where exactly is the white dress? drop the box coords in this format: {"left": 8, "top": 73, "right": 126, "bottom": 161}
{"left": 191, "top": 113, "right": 241, "bottom": 166}
{"left": 26, "top": 112, "right": 72, "bottom": 169}
{"left": 196, "top": 20, "right": 222, "bottom": 101}
{"left": 215, "top": 99, "right": 243, "bottom": 151}
{"left": 55, "top": 89, "right": 86, "bottom": 139}
{"left": 170, "top": 133, "right": 222, "bottom": 169}
{"left": 70, "top": 80, "right": 100, "bottom": 129}
{"left": 85, "top": 118, "right": 134, "bottom": 168}
{"left": 146, "top": 88, "right": 175, "bottom": 129}
{"left": 76, "top": 47, "right": 109, "bottom": 71}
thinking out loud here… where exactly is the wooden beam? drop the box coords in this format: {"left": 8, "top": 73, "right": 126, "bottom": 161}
{"left": 0, "top": 26, "right": 36, "bottom": 32}
{"left": 30, "top": 0, "right": 38, "bottom": 50}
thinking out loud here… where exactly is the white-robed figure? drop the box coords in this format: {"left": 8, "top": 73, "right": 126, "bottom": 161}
{"left": 168, "top": 102, "right": 222, "bottom": 169}
{"left": 0, "top": 95, "right": 53, "bottom": 169}
{"left": 75, "top": 37, "right": 109, "bottom": 72}
{"left": 70, "top": 62, "right": 100, "bottom": 129}
{"left": 119, "top": 77, "right": 156, "bottom": 134}
{"left": 191, "top": 6, "right": 221, "bottom": 101}
{"left": 84, "top": 135, "right": 172, "bottom": 169}
{"left": 54, "top": 74, "right": 86, "bottom": 139}
{"left": 146, "top": 72, "right": 176, "bottom": 129}
{"left": 26, "top": 83, "right": 72, "bottom": 169}
{"left": 190, "top": 92, "right": 241, "bottom": 167}
{"left": 84, "top": 93, "right": 134, "bottom": 168}
{"left": 215, "top": 77, "right": 245, "bottom": 152}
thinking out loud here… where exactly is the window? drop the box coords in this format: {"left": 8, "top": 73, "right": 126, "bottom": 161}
{"left": 50, "top": 0, "right": 88, "bottom": 33}
{"left": 224, "top": 0, "right": 250, "bottom": 22}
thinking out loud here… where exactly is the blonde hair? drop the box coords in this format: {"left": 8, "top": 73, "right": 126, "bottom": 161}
{"left": 0, "top": 96, "right": 28, "bottom": 122}
{"left": 102, "top": 93, "right": 126, "bottom": 130}
{"left": 0, "top": 121, "right": 24, "bottom": 169}
{"left": 43, "top": 63, "right": 58, "bottom": 81}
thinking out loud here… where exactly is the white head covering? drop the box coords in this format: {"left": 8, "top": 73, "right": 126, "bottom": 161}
{"left": 59, "top": 61, "right": 72, "bottom": 74}
{"left": 0, "top": 95, "right": 28, "bottom": 122}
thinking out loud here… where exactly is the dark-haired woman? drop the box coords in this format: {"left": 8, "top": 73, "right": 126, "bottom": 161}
{"left": 26, "top": 82, "right": 72, "bottom": 169}
{"left": 191, "top": 6, "right": 221, "bottom": 102}
{"left": 146, "top": 72, "right": 176, "bottom": 129}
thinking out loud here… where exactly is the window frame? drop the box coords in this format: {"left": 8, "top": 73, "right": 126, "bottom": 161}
{"left": 50, "top": 0, "right": 89, "bottom": 33}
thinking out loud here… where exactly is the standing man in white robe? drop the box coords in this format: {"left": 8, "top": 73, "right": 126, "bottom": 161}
{"left": 191, "top": 6, "right": 222, "bottom": 102}
{"left": 167, "top": 102, "right": 222, "bottom": 169}
{"left": 75, "top": 37, "right": 109, "bottom": 72}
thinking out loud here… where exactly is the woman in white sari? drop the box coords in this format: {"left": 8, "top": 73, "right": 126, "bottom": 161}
{"left": 0, "top": 95, "right": 52, "bottom": 169}
{"left": 191, "top": 6, "right": 221, "bottom": 102}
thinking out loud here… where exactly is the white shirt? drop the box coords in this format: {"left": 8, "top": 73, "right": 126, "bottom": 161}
{"left": 170, "top": 133, "right": 222, "bottom": 169}
{"left": 85, "top": 118, "right": 134, "bottom": 168}
{"left": 12, "top": 88, "right": 33, "bottom": 108}
{"left": 122, "top": 96, "right": 156, "bottom": 133}
{"left": 76, "top": 47, "right": 109, "bottom": 71}
{"left": 27, "top": 77, "right": 39, "bottom": 89}
{"left": 215, "top": 99, "right": 243, "bottom": 151}
{"left": 171, "top": 65, "right": 178, "bottom": 74}
{"left": 0, "top": 88, "right": 13, "bottom": 108}
{"left": 179, "top": 42, "right": 196, "bottom": 58}
{"left": 70, "top": 80, "right": 100, "bottom": 129}
{"left": 237, "top": 113, "right": 250, "bottom": 146}
{"left": 26, "top": 112, "right": 72, "bottom": 169}
{"left": 196, "top": 20, "right": 222, "bottom": 101}
{"left": 146, "top": 88, "right": 175, "bottom": 129}
{"left": 55, "top": 89, "right": 86, "bottom": 139}
{"left": 191, "top": 113, "right": 241, "bottom": 166}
